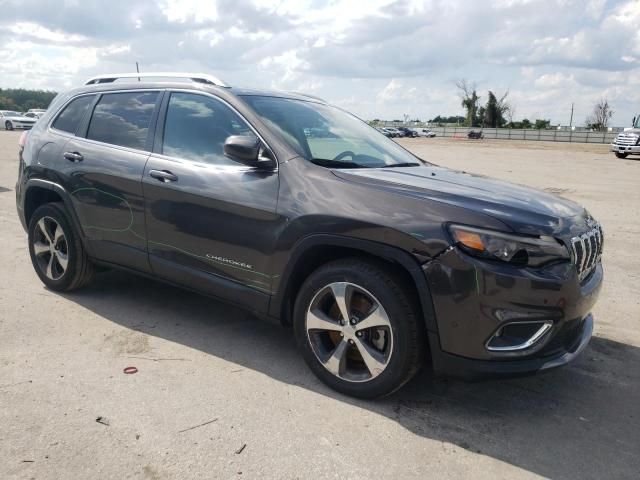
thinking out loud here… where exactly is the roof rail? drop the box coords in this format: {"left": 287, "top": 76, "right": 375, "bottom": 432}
{"left": 84, "top": 72, "right": 229, "bottom": 88}
{"left": 290, "top": 91, "right": 327, "bottom": 103}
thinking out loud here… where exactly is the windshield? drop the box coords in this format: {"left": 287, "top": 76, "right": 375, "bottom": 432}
{"left": 1, "top": 111, "right": 21, "bottom": 117}
{"left": 635, "top": 115, "right": 640, "bottom": 129}
{"left": 241, "top": 95, "right": 424, "bottom": 168}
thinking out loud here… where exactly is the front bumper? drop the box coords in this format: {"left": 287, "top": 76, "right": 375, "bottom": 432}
{"left": 611, "top": 143, "right": 640, "bottom": 154}
{"left": 429, "top": 314, "right": 593, "bottom": 380}
{"left": 423, "top": 246, "right": 602, "bottom": 379}
{"left": 7, "top": 122, "right": 35, "bottom": 130}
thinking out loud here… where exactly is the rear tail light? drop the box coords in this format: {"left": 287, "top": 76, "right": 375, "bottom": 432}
{"left": 18, "top": 131, "right": 29, "bottom": 149}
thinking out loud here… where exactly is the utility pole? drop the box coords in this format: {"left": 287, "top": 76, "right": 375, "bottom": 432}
{"left": 136, "top": 62, "right": 140, "bottom": 82}
{"left": 569, "top": 103, "right": 574, "bottom": 129}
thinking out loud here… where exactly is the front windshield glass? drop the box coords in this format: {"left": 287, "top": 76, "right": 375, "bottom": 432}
{"left": 241, "top": 95, "right": 424, "bottom": 168}
{"left": 635, "top": 115, "right": 640, "bottom": 128}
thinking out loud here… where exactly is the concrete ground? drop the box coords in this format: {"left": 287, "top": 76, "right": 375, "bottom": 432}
{"left": 1, "top": 132, "right": 639, "bottom": 479}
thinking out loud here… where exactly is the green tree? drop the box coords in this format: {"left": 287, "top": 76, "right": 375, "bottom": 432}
{"left": 585, "top": 98, "right": 614, "bottom": 131}
{"left": 0, "top": 96, "right": 19, "bottom": 110}
{"left": 0, "top": 88, "right": 57, "bottom": 111}
{"left": 429, "top": 115, "right": 465, "bottom": 126}
{"left": 477, "top": 106, "right": 486, "bottom": 126}
{"left": 456, "top": 79, "right": 480, "bottom": 127}
{"left": 482, "top": 91, "right": 510, "bottom": 128}
{"left": 534, "top": 119, "right": 551, "bottom": 129}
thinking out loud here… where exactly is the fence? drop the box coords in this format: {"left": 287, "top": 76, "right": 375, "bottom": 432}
{"left": 374, "top": 121, "right": 620, "bottom": 144}
{"left": 425, "top": 127, "right": 617, "bottom": 144}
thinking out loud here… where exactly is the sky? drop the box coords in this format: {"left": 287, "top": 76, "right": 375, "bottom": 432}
{"left": 1, "top": 0, "right": 639, "bottom": 126}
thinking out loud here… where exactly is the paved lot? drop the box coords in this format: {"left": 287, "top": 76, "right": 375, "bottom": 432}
{"left": 1, "top": 132, "right": 639, "bottom": 479}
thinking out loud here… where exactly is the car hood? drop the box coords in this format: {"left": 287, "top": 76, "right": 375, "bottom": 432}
{"left": 332, "top": 165, "right": 591, "bottom": 237}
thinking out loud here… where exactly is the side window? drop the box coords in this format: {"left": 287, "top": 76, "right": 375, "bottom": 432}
{"left": 162, "top": 92, "right": 254, "bottom": 165}
{"left": 52, "top": 95, "right": 95, "bottom": 134}
{"left": 87, "top": 91, "right": 159, "bottom": 150}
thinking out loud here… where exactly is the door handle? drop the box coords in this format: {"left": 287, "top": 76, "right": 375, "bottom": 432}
{"left": 149, "top": 169, "right": 178, "bottom": 182}
{"left": 63, "top": 151, "right": 83, "bottom": 162}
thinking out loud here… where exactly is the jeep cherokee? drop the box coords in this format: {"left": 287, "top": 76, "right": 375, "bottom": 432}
{"left": 16, "top": 73, "right": 603, "bottom": 398}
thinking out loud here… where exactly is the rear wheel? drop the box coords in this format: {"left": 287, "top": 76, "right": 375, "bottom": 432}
{"left": 615, "top": 152, "right": 628, "bottom": 159}
{"left": 28, "top": 203, "right": 94, "bottom": 291}
{"left": 293, "top": 258, "right": 425, "bottom": 398}
{"left": 5, "top": 121, "right": 13, "bottom": 131}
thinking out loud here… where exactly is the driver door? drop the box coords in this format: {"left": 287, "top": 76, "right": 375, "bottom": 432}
{"left": 142, "top": 91, "right": 281, "bottom": 306}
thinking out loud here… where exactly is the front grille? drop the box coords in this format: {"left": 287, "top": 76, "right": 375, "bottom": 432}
{"left": 614, "top": 133, "right": 639, "bottom": 146}
{"left": 570, "top": 224, "right": 603, "bottom": 281}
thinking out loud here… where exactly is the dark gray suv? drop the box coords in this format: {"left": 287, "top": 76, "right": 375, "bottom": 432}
{"left": 16, "top": 73, "right": 603, "bottom": 398}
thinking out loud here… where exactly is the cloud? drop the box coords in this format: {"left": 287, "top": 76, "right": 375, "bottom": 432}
{"left": 0, "top": 0, "right": 639, "bottom": 126}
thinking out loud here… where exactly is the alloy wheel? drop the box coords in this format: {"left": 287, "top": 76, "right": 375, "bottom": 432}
{"left": 306, "top": 282, "right": 393, "bottom": 382}
{"left": 32, "top": 216, "right": 69, "bottom": 280}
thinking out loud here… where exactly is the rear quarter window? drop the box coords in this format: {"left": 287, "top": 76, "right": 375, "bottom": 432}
{"left": 51, "top": 95, "right": 95, "bottom": 134}
{"left": 86, "top": 91, "right": 159, "bottom": 150}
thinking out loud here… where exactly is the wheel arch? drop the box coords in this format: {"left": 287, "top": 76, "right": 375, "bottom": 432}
{"left": 24, "top": 179, "right": 87, "bottom": 247}
{"left": 270, "top": 234, "right": 438, "bottom": 334}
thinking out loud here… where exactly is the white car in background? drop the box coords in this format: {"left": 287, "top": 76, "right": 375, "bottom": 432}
{"left": 24, "top": 109, "right": 47, "bottom": 119}
{"left": 416, "top": 128, "right": 437, "bottom": 138}
{"left": 0, "top": 110, "right": 37, "bottom": 130}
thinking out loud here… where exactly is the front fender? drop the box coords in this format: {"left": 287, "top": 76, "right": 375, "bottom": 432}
{"left": 268, "top": 233, "right": 438, "bottom": 333}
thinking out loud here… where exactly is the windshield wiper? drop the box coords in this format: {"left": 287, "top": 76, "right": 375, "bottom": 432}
{"left": 310, "top": 158, "right": 369, "bottom": 169}
{"left": 379, "top": 162, "right": 421, "bottom": 168}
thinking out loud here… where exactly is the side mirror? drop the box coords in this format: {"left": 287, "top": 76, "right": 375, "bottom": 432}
{"left": 224, "top": 135, "right": 275, "bottom": 169}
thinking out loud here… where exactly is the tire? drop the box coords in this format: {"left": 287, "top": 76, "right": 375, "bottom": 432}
{"left": 28, "top": 203, "right": 94, "bottom": 292}
{"left": 5, "top": 121, "right": 13, "bottom": 131}
{"left": 293, "top": 258, "right": 425, "bottom": 398}
{"left": 615, "top": 152, "right": 628, "bottom": 159}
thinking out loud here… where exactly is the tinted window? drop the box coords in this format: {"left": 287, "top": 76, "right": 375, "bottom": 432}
{"left": 162, "top": 92, "right": 254, "bottom": 165}
{"left": 87, "top": 92, "right": 159, "bottom": 150}
{"left": 52, "top": 95, "right": 94, "bottom": 134}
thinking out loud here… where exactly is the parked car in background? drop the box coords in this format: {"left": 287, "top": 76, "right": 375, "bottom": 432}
{"left": 0, "top": 110, "right": 37, "bottom": 130}
{"left": 417, "top": 128, "right": 436, "bottom": 138}
{"left": 611, "top": 114, "right": 640, "bottom": 159}
{"left": 23, "top": 109, "right": 47, "bottom": 119}
{"left": 375, "top": 127, "right": 392, "bottom": 137}
{"left": 397, "top": 127, "right": 418, "bottom": 138}
{"left": 385, "top": 127, "right": 403, "bottom": 137}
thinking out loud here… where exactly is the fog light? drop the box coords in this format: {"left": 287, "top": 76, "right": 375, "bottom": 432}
{"left": 486, "top": 321, "right": 553, "bottom": 352}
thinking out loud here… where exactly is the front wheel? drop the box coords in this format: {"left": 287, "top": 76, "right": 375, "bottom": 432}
{"left": 615, "top": 152, "right": 628, "bottom": 159}
{"left": 5, "top": 121, "right": 13, "bottom": 131}
{"left": 293, "top": 258, "right": 425, "bottom": 398}
{"left": 28, "top": 203, "right": 94, "bottom": 291}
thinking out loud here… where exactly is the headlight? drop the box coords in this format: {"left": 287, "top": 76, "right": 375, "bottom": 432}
{"left": 448, "top": 224, "right": 570, "bottom": 267}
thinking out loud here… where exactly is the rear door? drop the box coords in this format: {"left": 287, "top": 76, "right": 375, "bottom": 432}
{"left": 142, "top": 91, "right": 280, "bottom": 307}
{"left": 60, "top": 90, "right": 162, "bottom": 272}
